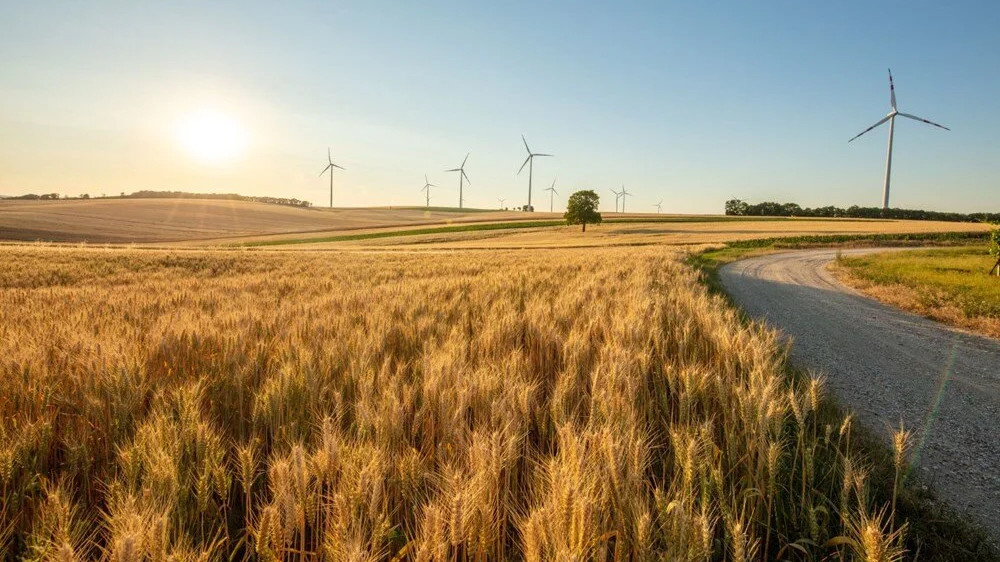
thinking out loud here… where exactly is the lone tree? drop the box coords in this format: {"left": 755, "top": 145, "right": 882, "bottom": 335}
{"left": 990, "top": 224, "right": 1000, "bottom": 276}
{"left": 564, "top": 190, "right": 602, "bottom": 232}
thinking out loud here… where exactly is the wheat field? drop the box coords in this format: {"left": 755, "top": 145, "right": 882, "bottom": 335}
{"left": 0, "top": 245, "right": 909, "bottom": 560}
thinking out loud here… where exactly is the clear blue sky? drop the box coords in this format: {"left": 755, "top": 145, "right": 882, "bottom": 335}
{"left": 1, "top": 1, "right": 998, "bottom": 213}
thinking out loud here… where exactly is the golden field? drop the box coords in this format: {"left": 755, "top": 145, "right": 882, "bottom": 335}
{"left": 0, "top": 245, "right": 921, "bottom": 560}
{"left": 230, "top": 219, "right": 990, "bottom": 251}
{"left": 0, "top": 199, "right": 535, "bottom": 244}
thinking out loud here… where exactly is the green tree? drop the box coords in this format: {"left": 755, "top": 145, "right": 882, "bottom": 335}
{"left": 564, "top": 190, "right": 602, "bottom": 232}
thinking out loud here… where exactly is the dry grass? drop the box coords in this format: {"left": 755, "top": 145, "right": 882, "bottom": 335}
{"left": 0, "top": 245, "right": 919, "bottom": 559}
{"left": 834, "top": 247, "right": 1000, "bottom": 339}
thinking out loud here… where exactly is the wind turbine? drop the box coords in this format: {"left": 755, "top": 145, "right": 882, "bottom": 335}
{"left": 446, "top": 153, "right": 471, "bottom": 209}
{"left": 619, "top": 185, "right": 632, "bottom": 213}
{"left": 610, "top": 188, "right": 622, "bottom": 213}
{"left": 849, "top": 69, "right": 949, "bottom": 211}
{"left": 517, "top": 135, "right": 552, "bottom": 211}
{"left": 420, "top": 174, "right": 434, "bottom": 208}
{"left": 544, "top": 180, "right": 559, "bottom": 213}
{"left": 498, "top": 197, "right": 506, "bottom": 210}
{"left": 653, "top": 200, "right": 663, "bottom": 214}
{"left": 319, "top": 148, "right": 344, "bottom": 208}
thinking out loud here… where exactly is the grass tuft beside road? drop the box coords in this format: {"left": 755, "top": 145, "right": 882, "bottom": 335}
{"left": 835, "top": 246, "right": 1000, "bottom": 339}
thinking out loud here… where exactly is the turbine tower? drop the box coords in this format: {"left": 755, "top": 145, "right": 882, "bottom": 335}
{"left": 420, "top": 174, "right": 434, "bottom": 208}
{"left": 544, "top": 180, "right": 559, "bottom": 213}
{"left": 446, "top": 153, "right": 471, "bottom": 209}
{"left": 849, "top": 69, "right": 949, "bottom": 211}
{"left": 319, "top": 148, "right": 344, "bottom": 208}
{"left": 517, "top": 135, "right": 552, "bottom": 211}
{"left": 653, "top": 200, "right": 663, "bottom": 214}
{"left": 610, "top": 188, "right": 622, "bottom": 213}
{"left": 619, "top": 185, "right": 632, "bottom": 213}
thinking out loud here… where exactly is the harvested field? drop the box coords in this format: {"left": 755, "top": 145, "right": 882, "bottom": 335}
{"left": 281, "top": 218, "right": 990, "bottom": 250}
{"left": 0, "top": 199, "right": 535, "bottom": 243}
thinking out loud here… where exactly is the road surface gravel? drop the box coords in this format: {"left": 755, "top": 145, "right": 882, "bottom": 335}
{"left": 719, "top": 248, "right": 1000, "bottom": 541}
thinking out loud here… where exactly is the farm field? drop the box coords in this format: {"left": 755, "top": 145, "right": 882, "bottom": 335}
{"left": 1, "top": 198, "right": 990, "bottom": 248}
{"left": 266, "top": 217, "right": 991, "bottom": 250}
{"left": 835, "top": 247, "right": 1000, "bottom": 339}
{"left": 0, "top": 244, "right": 939, "bottom": 560}
{"left": 0, "top": 199, "right": 537, "bottom": 243}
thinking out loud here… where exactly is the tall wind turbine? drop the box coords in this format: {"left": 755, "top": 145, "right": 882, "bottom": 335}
{"left": 849, "top": 69, "right": 949, "bottom": 211}
{"left": 610, "top": 188, "right": 622, "bottom": 213}
{"left": 446, "top": 153, "right": 471, "bottom": 209}
{"left": 619, "top": 185, "right": 632, "bottom": 213}
{"left": 420, "top": 174, "right": 434, "bottom": 208}
{"left": 319, "top": 148, "right": 344, "bottom": 208}
{"left": 653, "top": 200, "right": 663, "bottom": 214}
{"left": 544, "top": 180, "right": 559, "bottom": 212}
{"left": 517, "top": 135, "right": 552, "bottom": 211}
{"left": 498, "top": 197, "right": 506, "bottom": 210}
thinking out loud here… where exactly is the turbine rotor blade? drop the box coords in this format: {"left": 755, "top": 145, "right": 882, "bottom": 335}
{"left": 517, "top": 155, "right": 531, "bottom": 175}
{"left": 897, "top": 112, "right": 950, "bottom": 131}
{"left": 331, "top": 163, "right": 344, "bottom": 170}
{"left": 848, "top": 114, "right": 892, "bottom": 143}
{"left": 461, "top": 152, "right": 469, "bottom": 168}
{"left": 328, "top": 147, "right": 332, "bottom": 164}
{"left": 319, "top": 164, "right": 332, "bottom": 177}
{"left": 521, "top": 135, "right": 531, "bottom": 154}
{"left": 533, "top": 153, "right": 553, "bottom": 157}
{"left": 888, "top": 68, "right": 897, "bottom": 110}
{"left": 446, "top": 168, "right": 461, "bottom": 172}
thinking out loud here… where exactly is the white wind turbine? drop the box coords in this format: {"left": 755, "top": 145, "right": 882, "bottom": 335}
{"left": 446, "top": 153, "right": 471, "bottom": 209}
{"left": 517, "top": 135, "right": 552, "bottom": 211}
{"left": 653, "top": 200, "right": 663, "bottom": 214}
{"left": 498, "top": 197, "right": 506, "bottom": 210}
{"left": 849, "top": 69, "right": 949, "bottom": 211}
{"left": 319, "top": 148, "right": 345, "bottom": 208}
{"left": 619, "top": 184, "right": 632, "bottom": 213}
{"left": 420, "top": 174, "right": 434, "bottom": 208}
{"left": 610, "top": 188, "right": 622, "bottom": 213}
{"left": 544, "top": 180, "right": 559, "bottom": 212}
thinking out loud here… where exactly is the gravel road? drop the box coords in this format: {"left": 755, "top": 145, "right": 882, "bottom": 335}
{"left": 719, "top": 248, "right": 1000, "bottom": 540}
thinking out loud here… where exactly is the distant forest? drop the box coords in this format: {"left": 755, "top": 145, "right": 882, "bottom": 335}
{"left": 725, "top": 199, "right": 1000, "bottom": 223}
{"left": 2, "top": 190, "right": 312, "bottom": 208}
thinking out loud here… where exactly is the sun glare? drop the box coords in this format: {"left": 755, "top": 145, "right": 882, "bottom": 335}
{"left": 174, "top": 109, "right": 248, "bottom": 163}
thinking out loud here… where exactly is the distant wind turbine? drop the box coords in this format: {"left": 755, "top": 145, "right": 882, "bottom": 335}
{"left": 498, "top": 197, "right": 506, "bottom": 210}
{"left": 319, "top": 148, "right": 344, "bottom": 208}
{"left": 446, "top": 153, "right": 471, "bottom": 209}
{"left": 517, "top": 136, "right": 552, "bottom": 211}
{"left": 610, "top": 188, "right": 622, "bottom": 213}
{"left": 653, "top": 200, "right": 663, "bottom": 214}
{"left": 544, "top": 180, "right": 559, "bottom": 213}
{"left": 849, "top": 69, "right": 949, "bottom": 211}
{"left": 420, "top": 174, "right": 434, "bottom": 207}
{"left": 619, "top": 185, "right": 632, "bottom": 213}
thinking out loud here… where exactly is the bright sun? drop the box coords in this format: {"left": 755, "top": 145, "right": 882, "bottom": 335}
{"left": 174, "top": 109, "right": 249, "bottom": 163}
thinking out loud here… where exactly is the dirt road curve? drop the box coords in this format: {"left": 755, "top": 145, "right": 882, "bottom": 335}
{"left": 720, "top": 248, "right": 1000, "bottom": 540}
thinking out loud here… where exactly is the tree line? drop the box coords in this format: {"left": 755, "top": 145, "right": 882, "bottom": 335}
{"left": 3, "top": 190, "right": 313, "bottom": 208}
{"left": 725, "top": 199, "right": 1000, "bottom": 223}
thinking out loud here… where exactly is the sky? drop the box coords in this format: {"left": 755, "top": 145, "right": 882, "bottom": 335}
{"left": 1, "top": 1, "right": 998, "bottom": 213}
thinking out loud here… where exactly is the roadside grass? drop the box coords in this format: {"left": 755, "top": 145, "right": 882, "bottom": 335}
{"left": 238, "top": 216, "right": 810, "bottom": 247}
{"left": 687, "top": 236, "right": 1000, "bottom": 560}
{"left": 835, "top": 246, "right": 1000, "bottom": 339}
{"left": 686, "top": 231, "right": 989, "bottom": 294}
